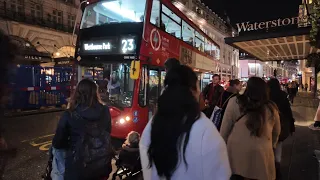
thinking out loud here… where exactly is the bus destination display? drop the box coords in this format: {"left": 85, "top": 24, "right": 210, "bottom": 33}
{"left": 80, "top": 36, "right": 137, "bottom": 55}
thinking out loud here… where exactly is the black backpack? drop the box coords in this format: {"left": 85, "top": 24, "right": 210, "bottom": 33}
{"left": 72, "top": 109, "right": 113, "bottom": 179}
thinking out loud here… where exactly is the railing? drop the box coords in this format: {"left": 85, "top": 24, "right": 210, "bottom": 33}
{"left": 0, "top": 7, "right": 77, "bottom": 34}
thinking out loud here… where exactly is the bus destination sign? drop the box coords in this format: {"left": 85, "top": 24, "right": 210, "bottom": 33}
{"left": 80, "top": 36, "right": 137, "bottom": 55}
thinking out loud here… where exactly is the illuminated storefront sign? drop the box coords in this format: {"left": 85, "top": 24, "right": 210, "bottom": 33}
{"left": 236, "top": 17, "right": 300, "bottom": 32}
{"left": 81, "top": 36, "right": 137, "bottom": 55}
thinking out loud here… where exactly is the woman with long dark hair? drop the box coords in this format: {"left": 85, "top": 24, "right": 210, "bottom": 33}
{"left": 139, "top": 65, "right": 231, "bottom": 180}
{"left": 220, "top": 77, "right": 280, "bottom": 180}
{"left": 268, "top": 78, "right": 294, "bottom": 179}
{"left": 52, "top": 79, "right": 112, "bottom": 180}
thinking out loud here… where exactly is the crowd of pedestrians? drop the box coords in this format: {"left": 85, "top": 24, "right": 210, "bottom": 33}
{"left": 0, "top": 44, "right": 296, "bottom": 180}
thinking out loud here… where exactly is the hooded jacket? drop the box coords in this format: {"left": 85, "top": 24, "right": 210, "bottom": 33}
{"left": 52, "top": 103, "right": 111, "bottom": 180}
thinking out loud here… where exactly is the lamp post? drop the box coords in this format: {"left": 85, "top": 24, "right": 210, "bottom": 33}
{"left": 71, "top": 0, "right": 88, "bottom": 45}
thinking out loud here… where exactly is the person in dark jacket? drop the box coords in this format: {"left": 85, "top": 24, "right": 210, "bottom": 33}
{"left": 267, "top": 78, "right": 295, "bottom": 180}
{"left": 52, "top": 79, "right": 112, "bottom": 180}
{"left": 0, "top": 32, "right": 17, "bottom": 177}
{"left": 218, "top": 79, "right": 242, "bottom": 130}
{"left": 202, "top": 74, "right": 224, "bottom": 117}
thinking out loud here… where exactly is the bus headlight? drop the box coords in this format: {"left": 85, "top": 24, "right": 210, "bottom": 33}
{"left": 119, "top": 118, "right": 125, "bottom": 124}
{"left": 118, "top": 116, "right": 130, "bottom": 124}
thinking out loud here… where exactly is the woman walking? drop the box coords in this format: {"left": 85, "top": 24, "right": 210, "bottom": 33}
{"left": 268, "top": 78, "right": 295, "bottom": 179}
{"left": 140, "top": 65, "right": 231, "bottom": 180}
{"left": 52, "top": 79, "right": 113, "bottom": 180}
{"left": 220, "top": 77, "right": 281, "bottom": 180}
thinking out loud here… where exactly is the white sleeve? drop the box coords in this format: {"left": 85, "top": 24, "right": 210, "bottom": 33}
{"left": 139, "top": 120, "right": 152, "bottom": 180}
{"left": 201, "top": 125, "right": 231, "bottom": 180}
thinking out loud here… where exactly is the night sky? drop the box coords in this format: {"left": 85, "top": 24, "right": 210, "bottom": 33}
{"left": 203, "top": 0, "right": 302, "bottom": 24}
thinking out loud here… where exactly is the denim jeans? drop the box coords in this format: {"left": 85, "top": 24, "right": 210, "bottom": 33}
{"left": 51, "top": 147, "right": 66, "bottom": 180}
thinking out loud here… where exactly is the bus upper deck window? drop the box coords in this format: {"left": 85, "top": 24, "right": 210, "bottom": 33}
{"left": 80, "top": 0, "right": 147, "bottom": 29}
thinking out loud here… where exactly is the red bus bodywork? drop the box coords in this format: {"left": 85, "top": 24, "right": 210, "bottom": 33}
{"left": 75, "top": 0, "right": 220, "bottom": 139}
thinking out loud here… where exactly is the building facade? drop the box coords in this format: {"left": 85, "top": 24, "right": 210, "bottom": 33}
{"left": 172, "top": 0, "right": 240, "bottom": 81}
{"left": 0, "top": 0, "right": 82, "bottom": 64}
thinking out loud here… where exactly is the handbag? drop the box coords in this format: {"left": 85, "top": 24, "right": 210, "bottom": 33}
{"left": 210, "top": 93, "right": 236, "bottom": 129}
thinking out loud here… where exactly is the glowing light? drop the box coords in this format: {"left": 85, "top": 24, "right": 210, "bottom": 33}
{"left": 119, "top": 118, "right": 125, "bottom": 124}
{"left": 102, "top": 2, "right": 140, "bottom": 22}
{"left": 125, "top": 116, "right": 130, "bottom": 121}
{"left": 55, "top": 52, "right": 61, "bottom": 56}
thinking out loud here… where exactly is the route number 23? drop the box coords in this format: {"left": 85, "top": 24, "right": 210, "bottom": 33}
{"left": 122, "top": 39, "right": 134, "bottom": 53}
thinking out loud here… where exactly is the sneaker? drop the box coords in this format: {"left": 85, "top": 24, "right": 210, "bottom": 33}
{"left": 309, "top": 123, "right": 320, "bottom": 130}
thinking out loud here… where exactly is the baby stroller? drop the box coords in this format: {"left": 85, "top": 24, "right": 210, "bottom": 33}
{"left": 112, "top": 147, "right": 142, "bottom": 180}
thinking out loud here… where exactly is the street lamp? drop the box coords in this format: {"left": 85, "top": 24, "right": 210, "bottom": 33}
{"left": 71, "top": 0, "right": 89, "bottom": 45}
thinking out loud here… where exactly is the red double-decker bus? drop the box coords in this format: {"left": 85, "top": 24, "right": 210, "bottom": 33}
{"left": 75, "top": 0, "right": 221, "bottom": 139}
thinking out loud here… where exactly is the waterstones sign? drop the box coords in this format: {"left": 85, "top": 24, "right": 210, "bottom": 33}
{"left": 236, "top": 17, "right": 300, "bottom": 32}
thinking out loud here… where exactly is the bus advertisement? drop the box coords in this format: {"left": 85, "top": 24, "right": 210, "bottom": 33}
{"left": 74, "top": 0, "right": 221, "bottom": 139}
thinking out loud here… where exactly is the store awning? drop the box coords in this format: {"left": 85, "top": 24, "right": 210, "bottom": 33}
{"left": 225, "top": 27, "right": 319, "bottom": 61}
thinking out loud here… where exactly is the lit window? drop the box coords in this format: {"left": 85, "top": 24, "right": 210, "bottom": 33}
{"left": 81, "top": 0, "right": 147, "bottom": 29}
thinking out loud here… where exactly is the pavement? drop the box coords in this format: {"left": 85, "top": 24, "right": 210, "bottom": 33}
{"left": 1, "top": 92, "right": 320, "bottom": 180}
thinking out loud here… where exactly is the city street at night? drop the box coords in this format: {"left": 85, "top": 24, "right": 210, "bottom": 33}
{"left": 1, "top": 93, "right": 320, "bottom": 180}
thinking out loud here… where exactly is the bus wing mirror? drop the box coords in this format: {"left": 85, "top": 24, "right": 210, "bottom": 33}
{"left": 130, "top": 60, "right": 140, "bottom": 80}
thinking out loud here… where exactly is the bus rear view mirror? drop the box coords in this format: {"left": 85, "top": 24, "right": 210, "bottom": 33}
{"left": 130, "top": 60, "right": 140, "bottom": 80}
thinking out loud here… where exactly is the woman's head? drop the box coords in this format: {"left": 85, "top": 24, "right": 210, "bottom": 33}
{"left": 243, "top": 77, "right": 269, "bottom": 102}
{"left": 267, "top": 78, "right": 281, "bottom": 95}
{"left": 69, "top": 79, "right": 102, "bottom": 111}
{"left": 237, "top": 77, "right": 276, "bottom": 137}
{"left": 148, "top": 65, "right": 200, "bottom": 179}
{"left": 164, "top": 58, "right": 180, "bottom": 73}
{"left": 125, "top": 131, "right": 140, "bottom": 145}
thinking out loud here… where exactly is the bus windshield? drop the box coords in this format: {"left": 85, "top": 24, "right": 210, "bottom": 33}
{"left": 81, "top": 0, "right": 147, "bottom": 29}
{"left": 94, "top": 63, "right": 134, "bottom": 109}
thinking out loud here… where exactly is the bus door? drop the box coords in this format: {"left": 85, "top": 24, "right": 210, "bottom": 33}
{"left": 148, "top": 67, "right": 166, "bottom": 119}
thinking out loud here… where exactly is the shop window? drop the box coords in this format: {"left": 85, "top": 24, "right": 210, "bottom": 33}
{"left": 182, "top": 21, "right": 194, "bottom": 45}
{"left": 139, "top": 66, "right": 148, "bottom": 107}
{"left": 204, "top": 38, "right": 212, "bottom": 56}
{"left": 150, "top": 0, "right": 160, "bottom": 26}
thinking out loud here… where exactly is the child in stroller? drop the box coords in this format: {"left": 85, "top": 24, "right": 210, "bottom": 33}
{"left": 112, "top": 131, "right": 142, "bottom": 180}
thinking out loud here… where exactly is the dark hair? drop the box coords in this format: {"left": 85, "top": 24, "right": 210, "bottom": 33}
{"left": 148, "top": 65, "right": 200, "bottom": 179}
{"left": 230, "top": 79, "right": 240, "bottom": 87}
{"left": 69, "top": 79, "right": 103, "bottom": 111}
{"left": 212, "top": 74, "right": 221, "bottom": 80}
{"left": 164, "top": 58, "right": 180, "bottom": 72}
{"left": 267, "top": 78, "right": 281, "bottom": 93}
{"left": 237, "top": 77, "right": 277, "bottom": 137}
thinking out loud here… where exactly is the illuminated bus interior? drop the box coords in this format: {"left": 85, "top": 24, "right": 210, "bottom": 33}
{"left": 81, "top": 0, "right": 147, "bottom": 29}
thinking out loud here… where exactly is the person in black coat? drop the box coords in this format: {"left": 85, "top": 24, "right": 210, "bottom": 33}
{"left": 267, "top": 78, "right": 295, "bottom": 180}
{"left": 52, "top": 79, "right": 112, "bottom": 180}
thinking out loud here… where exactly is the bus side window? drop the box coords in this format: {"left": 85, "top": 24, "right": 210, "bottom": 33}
{"left": 150, "top": 0, "right": 160, "bottom": 26}
{"left": 138, "top": 66, "right": 147, "bottom": 107}
{"left": 161, "top": 4, "right": 181, "bottom": 39}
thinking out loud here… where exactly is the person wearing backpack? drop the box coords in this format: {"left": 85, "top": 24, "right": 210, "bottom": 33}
{"left": 52, "top": 79, "right": 113, "bottom": 180}
{"left": 267, "top": 78, "right": 295, "bottom": 180}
